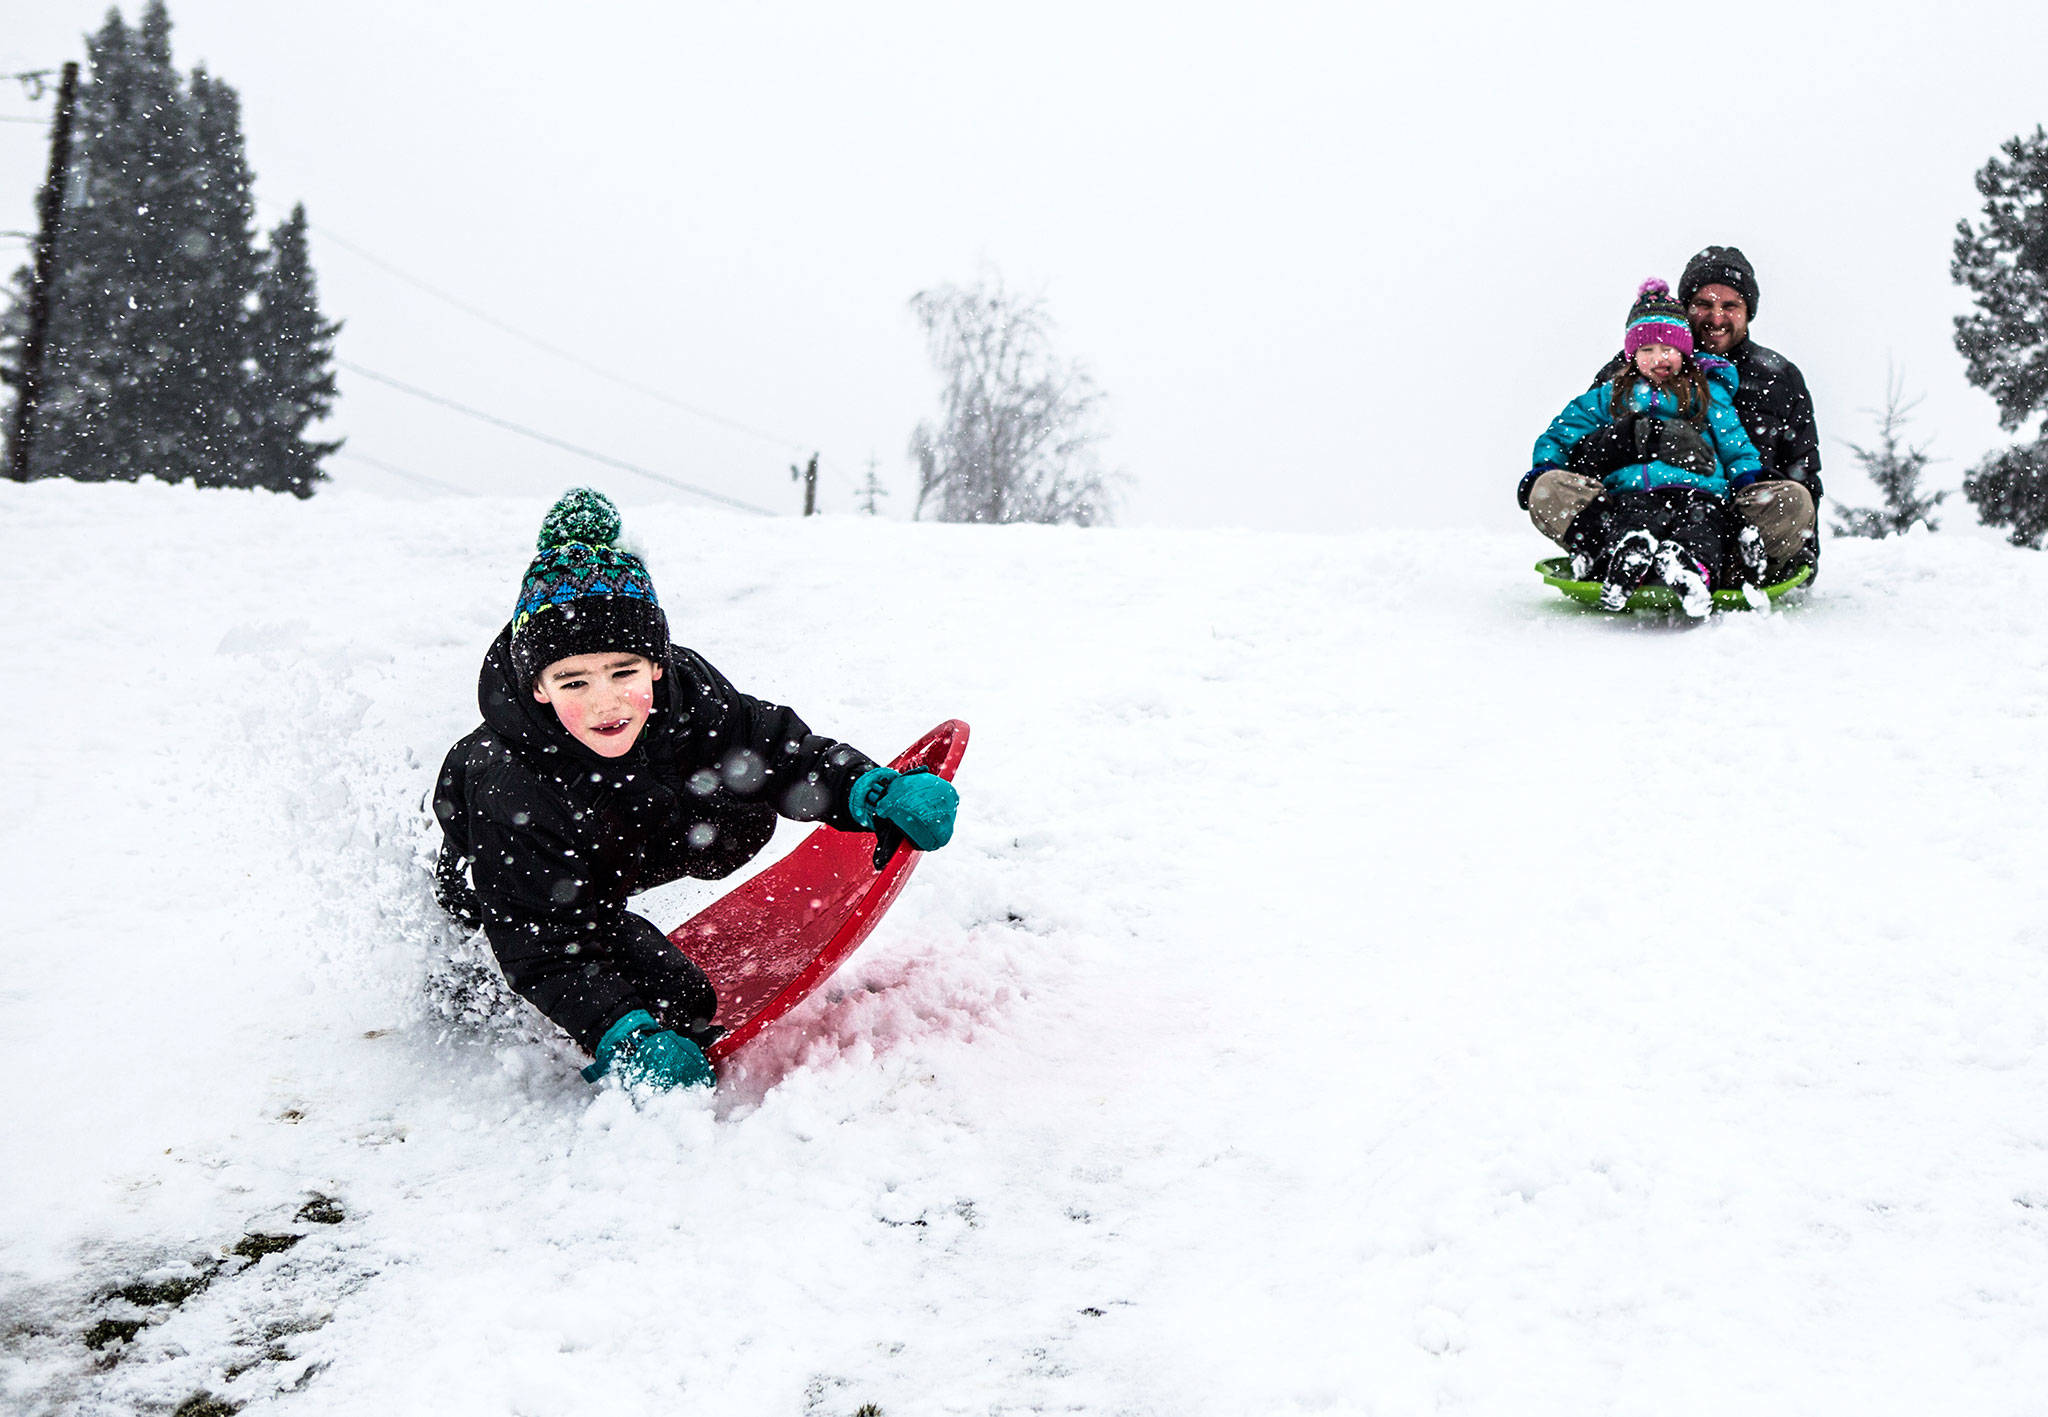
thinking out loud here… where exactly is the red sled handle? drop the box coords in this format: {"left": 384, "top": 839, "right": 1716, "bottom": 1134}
{"left": 676, "top": 719, "right": 970, "bottom": 1065}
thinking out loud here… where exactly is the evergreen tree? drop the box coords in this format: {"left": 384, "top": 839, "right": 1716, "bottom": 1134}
{"left": 2, "top": 9, "right": 162, "bottom": 483}
{"left": 184, "top": 63, "right": 263, "bottom": 487}
{"left": 1961, "top": 441, "right": 2048, "bottom": 550}
{"left": 1953, "top": 126, "right": 2048, "bottom": 546}
{"left": 246, "top": 204, "right": 341, "bottom": 497}
{"left": 0, "top": 2, "right": 337, "bottom": 492}
{"left": 1829, "top": 374, "right": 1945, "bottom": 539}
{"left": 85, "top": 2, "right": 212, "bottom": 484}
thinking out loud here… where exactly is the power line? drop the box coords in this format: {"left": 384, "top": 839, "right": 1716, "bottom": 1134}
{"left": 330, "top": 448, "right": 476, "bottom": 496}
{"left": 337, "top": 358, "right": 775, "bottom": 516}
{"left": 256, "top": 204, "right": 864, "bottom": 511}
{"left": 300, "top": 217, "right": 818, "bottom": 457}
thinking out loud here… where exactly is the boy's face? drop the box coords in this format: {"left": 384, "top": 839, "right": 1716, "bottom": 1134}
{"left": 532, "top": 652, "right": 663, "bottom": 758}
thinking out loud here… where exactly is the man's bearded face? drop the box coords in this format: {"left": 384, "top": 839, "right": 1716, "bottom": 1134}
{"left": 1687, "top": 283, "right": 1749, "bottom": 355}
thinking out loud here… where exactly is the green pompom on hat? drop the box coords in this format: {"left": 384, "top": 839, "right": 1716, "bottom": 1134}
{"left": 536, "top": 486, "right": 623, "bottom": 550}
{"left": 510, "top": 489, "right": 669, "bottom": 684}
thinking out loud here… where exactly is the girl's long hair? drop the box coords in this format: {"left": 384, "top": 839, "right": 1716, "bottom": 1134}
{"left": 1610, "top": 352, "right": 1712, "bottom": 423}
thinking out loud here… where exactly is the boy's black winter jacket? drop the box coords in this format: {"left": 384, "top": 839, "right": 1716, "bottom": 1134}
{"left": 433, "top": 626, "right": 877, "bottom": 1049}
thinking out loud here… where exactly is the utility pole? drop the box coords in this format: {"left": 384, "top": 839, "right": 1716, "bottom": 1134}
{"left": 6, "top": 60, "right": 81, "bottom": 483}
{"left": 791, "top": 452, "right": 818, "bottom": 516}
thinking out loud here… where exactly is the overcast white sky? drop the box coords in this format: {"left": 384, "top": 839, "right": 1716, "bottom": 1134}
{"left": 4, "top": 1, "right": 2046, "bottom": 532}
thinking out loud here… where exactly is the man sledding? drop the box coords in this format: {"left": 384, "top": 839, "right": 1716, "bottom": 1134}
{"left": 1518, "top": 247, "right": 1822, "bottom": 614}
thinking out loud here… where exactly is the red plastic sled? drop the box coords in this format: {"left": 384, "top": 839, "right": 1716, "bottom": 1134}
{"left": 670, "top": 720, "right": 969, "bottom": 1065}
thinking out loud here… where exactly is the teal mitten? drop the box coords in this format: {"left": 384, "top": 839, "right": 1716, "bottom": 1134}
{"left": 849, "top": 767, "right": 958, "bottom": 850}
{"left": 580, "top": 1009, "right": 715, "bottom": 1090}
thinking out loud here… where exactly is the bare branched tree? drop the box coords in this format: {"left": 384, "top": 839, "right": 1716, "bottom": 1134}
{"left": 908, "top": 274, "right": 1116, "bottom": 525}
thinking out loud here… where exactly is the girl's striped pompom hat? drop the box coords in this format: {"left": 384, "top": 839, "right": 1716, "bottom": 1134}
{"left": 1623, "top": 277, "right": 1693, "bottom": 357}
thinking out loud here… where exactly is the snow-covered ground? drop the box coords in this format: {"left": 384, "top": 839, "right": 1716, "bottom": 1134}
{"left": 5, "top": 480, "right": 2048, "bottom": 1416}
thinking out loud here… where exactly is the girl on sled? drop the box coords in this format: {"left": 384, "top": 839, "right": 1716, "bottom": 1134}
{"left": 1520, "top": 278, "right": 1766, "bottom": 616}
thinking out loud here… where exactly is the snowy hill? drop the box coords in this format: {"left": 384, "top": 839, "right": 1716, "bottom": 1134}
{"left": 6, "top": 480, "right": 2048, "bottom": 1416}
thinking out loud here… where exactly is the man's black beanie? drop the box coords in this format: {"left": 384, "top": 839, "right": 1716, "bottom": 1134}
{"left": 1678, "top": 245, "right": 1760, "bottom": 317}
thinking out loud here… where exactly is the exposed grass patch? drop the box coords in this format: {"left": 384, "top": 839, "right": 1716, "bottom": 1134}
{"left": 228, "top": 1233, "right": 303, "bottom": 1261}
{"left": 113, "top": 1265, "right": 221, "bottom": 1309}
{"left": 81, "top": 1316, "right": 145, "bottom": 1351}
{"left": 172, "top": 1392, "right": 242, "bottom": 1416}
{"left": 295, "top": 1195, "right": 346, "bottom": 1226}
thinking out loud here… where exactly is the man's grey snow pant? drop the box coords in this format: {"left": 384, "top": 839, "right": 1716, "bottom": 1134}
{"left": 1527, "top": 469, "right": 1816, "bottom": 578}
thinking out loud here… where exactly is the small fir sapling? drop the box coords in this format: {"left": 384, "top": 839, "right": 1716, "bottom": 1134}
{"left": 1830, "top": 372, "right": 1945, "bottom": 538}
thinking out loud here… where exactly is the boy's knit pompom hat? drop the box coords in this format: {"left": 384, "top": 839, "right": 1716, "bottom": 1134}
{"left": 1623, "top": 278, "right": 1693, "bottom": 358}
{"left": 509, "top": 488, "right": 669, "bottom": 685}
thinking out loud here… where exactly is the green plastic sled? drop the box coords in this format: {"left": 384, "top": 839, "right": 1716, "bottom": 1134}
{"left": 1535, "top": 556, "right": 1812, "bottom": 612}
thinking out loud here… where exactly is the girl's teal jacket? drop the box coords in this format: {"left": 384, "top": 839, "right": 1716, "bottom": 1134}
{"left": 1531, "top": 354, "right": 1764, "bottom": 498}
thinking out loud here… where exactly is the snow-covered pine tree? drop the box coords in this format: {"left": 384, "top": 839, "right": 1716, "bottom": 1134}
{"left": 2, "top": 5, "right": 207, "bottom": 483}
{"left": 908, "top": 272, "right": 1116, "bottom": 526}
{"left": 0, "top": 9, "right": 167, "bottom": 482}
{"left": 124, "top": 1, "right": 232, "bottom": 488}
{"left": 0, "top": 2, "right": 337, "bottom": 493}
{"left": 1959, "top": 441, "right": 2048, "bottom": 550}
{"left": 245, "top": 205, "right": 341, "bottom": 497}
{"left": 184, "top": 64, "right": 264, "bottom": 488}
{"left": 1953, "top": 127, "right": 2048, "bottom": 547}
{"left": 1829, "top": 373, "right": 1945, "bottom": 538}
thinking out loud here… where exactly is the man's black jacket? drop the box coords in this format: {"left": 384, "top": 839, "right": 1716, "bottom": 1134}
{"left": 432, "top": 626, "right": 876, "bottom": 1048}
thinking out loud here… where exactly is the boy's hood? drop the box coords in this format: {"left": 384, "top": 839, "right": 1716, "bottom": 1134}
{"left": 476, "top": 623, "right": 677, "bottom": 780}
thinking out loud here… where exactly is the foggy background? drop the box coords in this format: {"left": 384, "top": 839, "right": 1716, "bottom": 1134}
{"left": 3, "top": 0, "right": 2042, "bottom": 532}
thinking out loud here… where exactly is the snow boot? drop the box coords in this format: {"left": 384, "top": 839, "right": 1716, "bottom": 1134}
{"left": 1733, "top": 523, "right": 1767, "bottom": 585}
{"left": 1733, "top": 524, "right": 1770, "bottom": 608}
{"left": 1653, "top": 540, "right": 1714, "bottom": 618}
{"left": 1598, "top": 530, "right": 1656, "bottom": 612}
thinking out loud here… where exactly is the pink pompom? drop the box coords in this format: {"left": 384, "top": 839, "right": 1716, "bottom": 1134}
{"left": 1637, "top": 277, "right": 1670, "bottom": 298}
